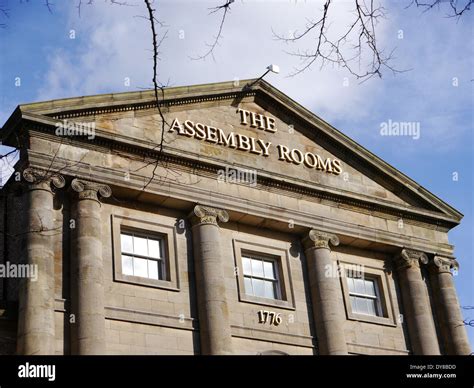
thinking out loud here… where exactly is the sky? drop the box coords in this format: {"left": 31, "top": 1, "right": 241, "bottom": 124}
{"left": 0, "top": 0, "right": 473, "bottom": 348}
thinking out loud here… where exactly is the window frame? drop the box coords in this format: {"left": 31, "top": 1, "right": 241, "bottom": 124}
{"left": 120, "top": 231, "right": 166, "bottom": 281}
{"left": 347, "top": 275, "right": 383, "bottom": 317}
{"left": 112, "top": 215, "right": 179, "bottom": 291}
{"left": 233, "top": 239, "right": 295, "bottom": 310}
{"left": 339, "top": 260, "right": 397, "bottom": 326}
{"left": 242, "top": 254, "right": 282, "bottom": 300}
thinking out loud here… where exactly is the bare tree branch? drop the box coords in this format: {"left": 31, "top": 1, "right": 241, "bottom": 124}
{"left": 275, "top": 0, "right": 407, "bottom": 81}
{"left": 0, "top": 149, "right": 17, "bottom": 160}
{"left": 191, "top": 0, "right": 234, "bottom": 61}
{"left": 462, "top": 306, "right": 474, "bottom": 328}
{"left": 0, "top": 3, "right": 8, "bottom": 28}
{"left": 410, "top": 0, "right": 473, "bottom": 17}
{"left": 0, "top": 6, "right": 8, "bottom": 18}
{"left": 44, "top": 0, "right": 53, "bottom": 14}
{"left": 77, "top": 0, "right": 136, "bottom": 17}
{"left": 141, "top": 0, "right": 172, "bottom": 193}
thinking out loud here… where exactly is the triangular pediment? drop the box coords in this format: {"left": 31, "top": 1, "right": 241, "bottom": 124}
{"left": 1, "top": 79, "right": 462, "bottom": 225}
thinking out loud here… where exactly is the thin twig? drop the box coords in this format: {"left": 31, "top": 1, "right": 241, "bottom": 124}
{"left": 275, "top": 0, "right": 406, "bottom": 80}
{"left": 191, "top": 0, "right": 234, "bottom": 61}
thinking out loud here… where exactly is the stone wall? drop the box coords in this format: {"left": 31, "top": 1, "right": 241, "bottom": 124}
{"left": 2, "top": 85, "right": 467, "bottom": 355}
{"left": 104, "top": 320, "right": 197, "bottom": 355}
{"left": 101, "top": 202, "right": 199, "bottom": 354}
{"left": 92, "top": 198, "right": 414, "bottom": 355}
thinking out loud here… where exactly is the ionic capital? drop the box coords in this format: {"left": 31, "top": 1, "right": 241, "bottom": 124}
{"left": 71, "top": 178, "right": 112, "bottom": 202}
{"left": 396, "top": 248, "right": 429, "bottom": 270}
{"left": 191, "top": 205, "right": 229, "bottom": 226}
{"left": 429, "top": 256, "right": 459, "bottom": 275}
{"left": 305, "top": 229, "right": 340, "bottom": 250}
{"left": 23, "top": 167, "right": 65, "bottom": 192}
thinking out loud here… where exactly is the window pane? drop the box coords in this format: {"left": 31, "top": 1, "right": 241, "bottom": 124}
{"left": 364, "top": 279, "right": 376, "bottom": 297}
{"left": 242, "top": 258, "right": 252, "bottom": 276}
{"left": 148, "top": 260, "right": 159, "bottom": 280}
{"left": 134, "top": 257, "right": 148, "bottom": 278}
{"left": 122, "top": 255, "right": 134, "bottom": 276}
{"left": 353, "top": 296, "right": 361, "bottom": 313}
{"left": 252, "top": 279, "right": 265, "bottom": 298}
{"left": 350, "top": 296, "right": 357, "bottom": 312}
{"left": 347, "top": 276, "right": 355, "bottom": 293}
{"left": 148, "top": 239, "right": 161, "bottom": 259}
{"left": 121, "top": 234, "right": 133, "bottom": 253}
{"left": 251, "top": 259, "right": 264, "bottom": 278}
{"left": 244, "top": 277, "right": 253, "bottom": 295}
{"left": 354, "top": 278, "right": 365, "bottom": 294}
{"left": 355, "top": 297, "right": 369, "bottom": 315}
{"left": 158, "top": 261, "right": 165, "bottom": 280}
{"left": 133, "top": 236, "right": 148, "bottom": 256}
{"left": 264, "top": 280, "right": 276, "bottom": 299}
{"left": 263, "top": 261, "right": 275, "bottom": 280}
{"left": 366, "top": 298, "right": 377, "bottom": 316}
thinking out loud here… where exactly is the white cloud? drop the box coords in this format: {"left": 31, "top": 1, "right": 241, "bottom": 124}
{"left": 34, "top": 1, "right": 472, "bottom": 156}
{"left": 36, "top": 0, "right": 393, "bottom": 123}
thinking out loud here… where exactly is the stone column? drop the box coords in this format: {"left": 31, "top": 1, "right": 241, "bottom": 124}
{"left": 428, "top": 256, "right": 471, "bottom": 355}
{"left": 17, "top": 168, "right": 65, "bottom": 355}
{"left": 303, "top": 229, "right": 348, "bottom": 355}
{"left": 190, "top": 205, "right": 233, "bottom": 355}
{"left": 71, "top": 178, "right": 111, "bottom": 355}
{"left": 396, "top": 248, "right": 440, "bottom": 355}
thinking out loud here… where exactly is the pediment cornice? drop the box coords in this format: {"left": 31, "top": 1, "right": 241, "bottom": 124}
{"left": 1, "top": 79, "right": 462, "bottom": 226}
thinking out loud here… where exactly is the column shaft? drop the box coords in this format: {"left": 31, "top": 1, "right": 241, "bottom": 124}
{"left": 304, "top": 230, "right": 347, "bottom": 355}
{"left": 396, "top": 249, "right": 440, "bottom": 355}
{"left": 71, "top": 179, "right": 111, "bottom": 355}
{"left": 17, "top": 168, "right": 65, "bottom": 355}
{"left": 190, "top": 205, "right": 232, "bottom": 355}
{"left": 429, "top": 257, "right": 471, "bottom": 355}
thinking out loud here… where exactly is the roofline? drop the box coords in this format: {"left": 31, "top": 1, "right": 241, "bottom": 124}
{"left": 254, "top": 80, "right": 463, "bottom": 220}
{"left": 0, "top": 78, "right": 463, "bottom": 223}
{"left": 15, "top": 79, "right": 259, "bottom": 115}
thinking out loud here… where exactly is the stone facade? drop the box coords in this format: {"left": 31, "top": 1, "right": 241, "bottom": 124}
{"left": 0, "top": 79, "right": 470, "bottom": 355}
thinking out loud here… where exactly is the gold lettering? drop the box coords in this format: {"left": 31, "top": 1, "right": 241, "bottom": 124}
{"left": 169, "top": 118, "right": 184, "bottom": 134}
{"left": 169, "top": 117, "right": 341, "bottom": 177}
{"left": 250, "top": 112, "right": 266, "bottom": 129}
{"left": 236, "top": 134, "right": 251, "bottom": 151}
{"left": 290, "top": 149, "right": 304, "bottom": 165}
{"left": 194, "top": 123, "right": 206, "bottom": 140}
{"left": 237, "top": 108, "right": 250, "bottom": 125}
{"left": 249, "top": 137, "right": 262, "bottom": 155}
{"left": 331, "top": 159, "right": 342, "bottom": 175}
{"left": 316, "top": 155, "right": 333, "bottom": 173}
{"left": 304, "top": 152, "right": 318, "bottom": 168}
{"left": 265, "top": 116, "right": 277, "bottom": 133}
{"left": 206, "top": 126, "right": 219, "bottom": 143}
{"left": 184, "top": 120, "right": 195, "bottom": 137}
{"left": 218, "top": 129, "right": 236, "bottom": 148}
{"left": 277, "top": 144, "right": 292, "bottom": 162}
{"left": 257, "top": 139, "right": 271, "bottom": 157}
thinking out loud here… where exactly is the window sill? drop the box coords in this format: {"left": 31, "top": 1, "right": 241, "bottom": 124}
{"left": 114, "top": 272, "right": 180, "bottom": 291}
{"left": 238, "top": 294, "right": 296, "bottom": 311}
{"left": 346, "top": 312, "right": 397, "bottom": 327}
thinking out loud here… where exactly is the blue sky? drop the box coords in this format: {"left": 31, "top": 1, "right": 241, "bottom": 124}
{"left": 0, "top": 0, "right": 473, "bottom": 348}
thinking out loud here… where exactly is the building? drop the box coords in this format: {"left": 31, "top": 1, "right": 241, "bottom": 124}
{"left": 0, "top": 79, "right": 470, "bottom": 355}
